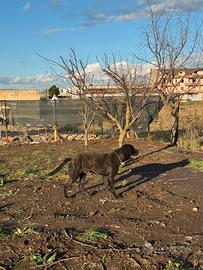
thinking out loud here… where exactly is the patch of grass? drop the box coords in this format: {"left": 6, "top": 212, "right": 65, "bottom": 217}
{"left": 29, "top": 253, "right": 56, "bottom": 265}
{"left": 0, "top": 189, "right": 14, "bottom": 199}
{"left": 0, "top": 226, "right": 9, "bottom": 240}
{"left": 0, "top": 174, "right": 16, "bottom": 186}
{"left": 60, "top": 165, "right": 69, "bottom": 174}
{"left": 15, "top": 166, "right": 47, "bottom": 178}
{"left": 79, "top": 229, "right": 109, "bottom": 242}
{"left": 189, "top": 158, "right": 203, "bottom": 172}
{"left": 13, "top": 156, "right": 26, "bottom": 165}
{"left": 0, "top": 163, "right": 11, "bottom": 175}
{"left": 0, "top": 177, "right": 13, "bottom": 186}
{"left": 67, "top": 149, "right": 77, "bottom": 155}
{"left": 31, "top": 150, "right": 47, "bottom": 157}
{"left": 119, "top": 179, "right": 129, "bottom": 187}
{"left": 13, "top": 226, "right": 35, "bottom": 238}
{"left": 31, "top": 150, "right": 53, "bottom": 164}
{"left": 118, "top": 164, "right": 127, "bottom": 174}
{"left": 164, "top": 260, "right": 185, "bottom": 270}
{"left": 0, "top": 177, "right": 6, "bottom": 186}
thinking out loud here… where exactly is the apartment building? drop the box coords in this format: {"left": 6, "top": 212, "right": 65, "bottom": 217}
{"left": 149, "top": 68, "right": 203, "bottom": 101}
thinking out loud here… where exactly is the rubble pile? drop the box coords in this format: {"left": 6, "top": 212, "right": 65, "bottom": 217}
{"left": 0, "top": 132, "right": 100, "bottom": 145}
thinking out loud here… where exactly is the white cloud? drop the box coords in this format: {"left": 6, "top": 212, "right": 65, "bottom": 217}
{"left": 0, "top": 72, "right": 55, "bottom": 88}
{"left": 41, "top": 0, "right": 203, "bottom": 33}
{"left": 22, "top": 2, "right": 31, "bottom": 11}
{"left": 41, "top": 26, "right": 84, "bottom": 34}
{"left": 116, "top": 0, "right": 203, "bottom": 22}
{"left": 83, "top": 61, "right": 152, "bottom": 84}
{"left": 85, "top": 63, "right": 108, "bottom": 83}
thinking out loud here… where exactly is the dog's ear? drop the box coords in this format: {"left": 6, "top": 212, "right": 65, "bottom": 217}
{"left": 127, "top": 144, "right": 139, "bottom": 156}
{"left": 134, "top": 148, "right": 139, "bottom": 156}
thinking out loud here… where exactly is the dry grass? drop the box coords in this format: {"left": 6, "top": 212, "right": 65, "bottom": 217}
{"left": 150, "top": 101, "right": 203, "bottom": 150}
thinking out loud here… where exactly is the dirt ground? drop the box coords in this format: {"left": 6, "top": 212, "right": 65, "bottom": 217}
{"left": 0, "top": 138, "right": 203, "bottom": 270}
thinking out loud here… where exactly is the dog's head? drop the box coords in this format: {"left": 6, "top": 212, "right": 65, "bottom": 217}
{"left": 117, "top": 144, "right": 139, "bottom": 162}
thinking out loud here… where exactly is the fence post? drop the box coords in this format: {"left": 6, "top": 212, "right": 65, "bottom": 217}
{"left": 4, "top": 100, "right": 8, "bottom": 139}
{"left": 52, "top": 97, "right": 58, "bottom": 142}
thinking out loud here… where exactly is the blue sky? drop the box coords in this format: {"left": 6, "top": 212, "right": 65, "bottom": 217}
{"left": 0, "top": 0, "right": 202, "bottom": 89}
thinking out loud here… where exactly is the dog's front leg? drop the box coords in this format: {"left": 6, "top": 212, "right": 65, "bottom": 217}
{"left": 102, "top": 175, "right": 110, "bottom": 190}
{"left": 78, "top": 172, "right": 86, "bottom": 193}
{"left": 106, "top": 176, "right": 121, "bottom": 199}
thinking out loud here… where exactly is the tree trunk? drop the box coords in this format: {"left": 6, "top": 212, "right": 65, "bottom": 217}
{"left": 118, "top": 129, "right": 127, "bottom": 147}
{"left": 84, "top": 128, "right": 88, "bottom": 147}
{"left": 83, "top": 103, "right": 89, "bottom": 148}
{"left": 170, "top": 106, "right": 180, "bottom": 146}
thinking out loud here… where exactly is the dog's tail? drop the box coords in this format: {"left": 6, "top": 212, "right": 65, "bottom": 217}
{"left": 47, "top": 157, "right": 72, "bottom": 176}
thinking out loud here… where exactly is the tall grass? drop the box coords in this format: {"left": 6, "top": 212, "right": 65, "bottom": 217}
{"left": 150, "top": 101, "right": 203, "bottom": 150}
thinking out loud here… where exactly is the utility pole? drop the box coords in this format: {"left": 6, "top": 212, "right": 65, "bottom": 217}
{"left": 21, "top": 61, "right": 27, "bottom": 88}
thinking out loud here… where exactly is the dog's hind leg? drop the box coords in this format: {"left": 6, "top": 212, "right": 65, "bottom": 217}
{"left": 64, "top": 170, "right": 80, "bottom": 200}
{"left": 78, "top": 172, "right": 87, "bottom": 193}
{"left": 78, "top": 173, "right": 94, "bottom": 196}
{"left": 63, "top": 182, "right": 74, "bottom": 200}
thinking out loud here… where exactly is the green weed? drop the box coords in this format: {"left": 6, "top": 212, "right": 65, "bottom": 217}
{"left": 31, "top": 150, "right": 47, "bottom": 157}
{"left": 15, "top": 166, "right": 43, "bottom": 177}
{"left": 79, "top": 229, "right": 109, "bottom": 242}
{"left": 13, "top": 156, "right": 26, "bottom": 165}
{"left": 30, "top": 253, "right": 56, "bottom": 265}
{"left": 0, "top": 189, "right": 14, "bottom": 199}
{"left": 118, "top": 179, "right": 128, "bottom": 187}
{"left": 118, "top": 164, "right": 127, "bottom": 174}
{"left": 0, "top": 177, "right": 5, "bottom": 186}
{"left": 0, "top": 163, "right": 11, "bottom": 175}
{"left": 13, "top": 226, "right": 35, "bottom": 238}
{"left": 0, "top": 175, "right": 16, "bottom": 186}
{"left": 164, "top": 260, "right": 185, "bottom": 270}
{"left": 0, "top": 226, "right": 9, "bottom": 240}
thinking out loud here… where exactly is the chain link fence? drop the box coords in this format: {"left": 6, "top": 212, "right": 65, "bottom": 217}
{"left": 0, "top": 97, "right": 163, "bottom": 141}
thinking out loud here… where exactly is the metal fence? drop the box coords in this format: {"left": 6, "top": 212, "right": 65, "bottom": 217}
{"left": 0, "top": 97, "right": 163, "bottom": 136}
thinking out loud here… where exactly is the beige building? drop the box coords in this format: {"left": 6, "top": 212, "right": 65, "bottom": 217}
{"left": 149, "top": 68, "right": 203, "bottom": 101}
{"left": 0, "top": 89, "right": 40, "bottom": 100}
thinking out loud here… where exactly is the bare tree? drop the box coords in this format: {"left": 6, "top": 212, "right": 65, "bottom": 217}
{"left": 136, "top": 6, "right": 202, "bottom": 145}
{"left": 61, "top": 49, "right": 103, "bottom": 147}
{"left": 98, "top": 55, "right": 152, "bottom": 147}
{"left": 43, "top": 49, "right": 100, "bottom": 147}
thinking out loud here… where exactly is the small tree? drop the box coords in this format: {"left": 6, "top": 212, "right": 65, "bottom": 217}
{"left": 41, "top": 49, "right": 104, "bottom": 147}
{"left": 136, "top": 6, "right": 201, "bottom": 146}
{"left": 57, "top": 49, "right": 101, "bottom": 147}
{"left": 98, "top": 55, "right": 152, "bottom": 147}
{"left": 48, "top": 85, "right": 60, "bottom": 98}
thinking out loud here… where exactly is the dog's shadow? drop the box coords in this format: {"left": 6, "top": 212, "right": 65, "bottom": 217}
{"left": 115, "top": 159, "right": 190, "bottom": 196}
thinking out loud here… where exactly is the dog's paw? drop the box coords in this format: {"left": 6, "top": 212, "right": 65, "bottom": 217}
{"left": 113, "top": 193, "right": 123, "bottom": 199}
{"left": 68, "top": 194, "right": 76, "bottom": 202}
{"left": 89, "top": 190, "right": 97, "bottom": 196}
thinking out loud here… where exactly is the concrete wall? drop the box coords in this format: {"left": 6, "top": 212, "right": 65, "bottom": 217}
{"left": 0, "top": 89, "right": 40, "bottom": 100}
